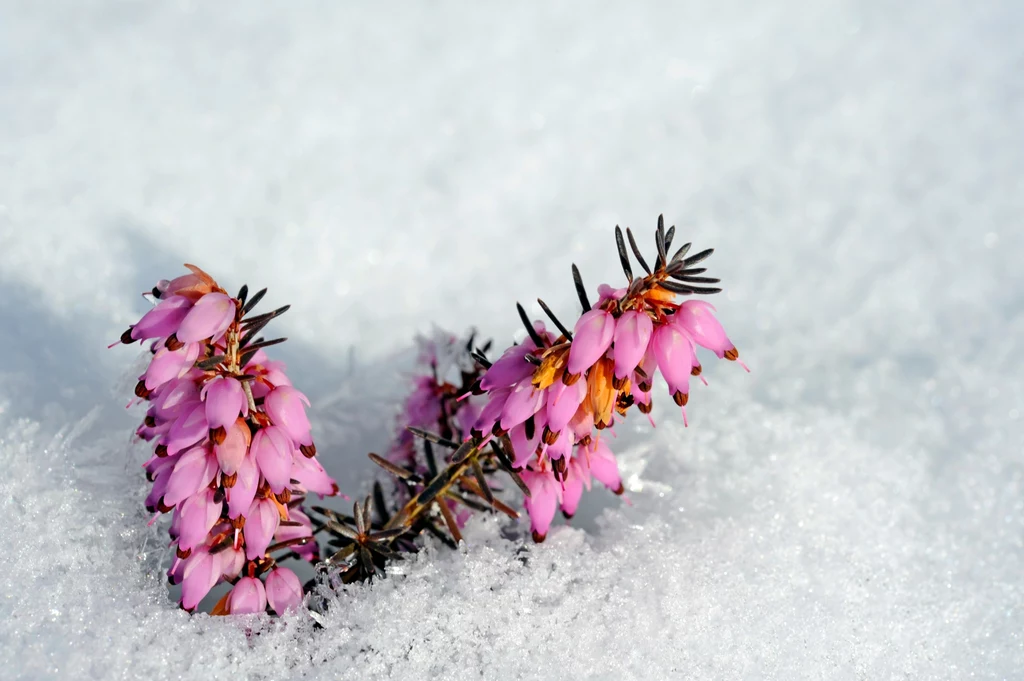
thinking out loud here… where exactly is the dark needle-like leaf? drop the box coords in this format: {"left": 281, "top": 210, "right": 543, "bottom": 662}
{"left": 675, "top": 275, "right": 720, "bottom": 284}
{"left": 537, "top": 298, "right": 573, "bottom": 340}
{"left": 240, "top": 288, "right": 268, "bottom": 317}
{"left": 368, "top": 452, "right": 423, "bottom": 483}
{"left": 625, "top": 227, "right": 652, "bottom": 274}
{"left": 240, "top": 303, "right": 289, "bottom": 329}
{"left": 681, "top": 248, "right": 714, "bottom": 268}
{"left": 670, "top": 242, "right": 692, "bottom": 264}
{"left": 197, "top": 355, "right": 227, "bottom": 370}
{"left": 240, "top": 336, "right": 287, "bottom": 352}
{"left": 450, "top": 439, "right": 477, "bottom": 464}
{"left": 423, "top": 440, "right": 438, "bottom": 478}
{"left": 571, "top": 264, "right": 591, "bottom": 312}
{"left": 353, "top": 500, "right": 366, "bottom": 535}
{"left": 517, "top": 302, "right": 546, "bottom": 348}
{"left": 471, "top": 459, "right": 494, "bottom": 504}
{"left": 436, "top": 499, "right": 462, "bottom": 544}
{"left": 406, "top": 427, "right": 460, "bottom": 450}
{"left": 614, "top": 225, "right": 633, "bottom": 282}
{"left": 373, "top": 481, "right": 391, "bottom": 525}
{"left": 368, "top": 528, "right": 407, "bottom": 542}
{"left": 655, "top": 215, "right": 668, "bottom": 269}
{"left": 471, "top": 350, "right": 492, "bottom": 368}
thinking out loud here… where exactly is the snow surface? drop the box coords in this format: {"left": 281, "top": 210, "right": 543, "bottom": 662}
{"left": 2, "top": 0, "right": 1023, "bottom": 678}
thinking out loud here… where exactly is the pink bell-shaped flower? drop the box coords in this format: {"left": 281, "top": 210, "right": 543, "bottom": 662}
{"left": 227, "top": 576, "right": 267, "bottom": 615}
{"left": 244, "top": 497, "right": 281, "bottom": 560}
{"left": 227, "top": 453, "right": 260, "bottom": 519}
{"left": 176, "top": 292, "right": 235, "bottom": 343}
{"left": 177, "top": 488, "right": 221, "bottom": 552}
{"left": 585, "top": 439, "right": 623, "bottom": 494}
{"left": 251, "top": 425, "right": 295, "bottom": 494}
{"left": 566, "top": 309, "right": 615, "bottom": 376}
{"left": 651, "top": 323, "right": 696, "bottom": 405}
{"left": 264, "top": 386, "right": 313, "bottom": 446}
{"left": 612, "top": 310, "right": 653, "bottom": 381}
{"left": 215, "top": 418, "right": 250, "bottom": 476}
{"left": 130, "top": 295, "right": 193, "bottom": 341}
{"left": 180, "top": 546, "right": 221, "bottom": 611}
{"left": 479, "top": 343, "right": 536, "bottom": 391}
{"left": 521, "top": 469, "right": 560, "bottom": 542}
{"left": 163, "top": 445, "right": 217, "bottom": 508}
{"left": 202, "top": 376, "right": 248, "bottom": 431}
{"left": 498, "top": 378, "right": 546, "bottom": 432}
{"left": 672, "top": 300, "right": 738, "bottom": 360}
{"left": 264, "top": 567, "right": 303, "bottom": 615}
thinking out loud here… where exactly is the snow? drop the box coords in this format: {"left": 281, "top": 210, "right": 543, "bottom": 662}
{"left": 2, "top": 0, "right": 1023, "bottom": 678}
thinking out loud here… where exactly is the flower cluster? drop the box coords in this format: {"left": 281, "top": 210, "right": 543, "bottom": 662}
{"left": 386, "top": 329, "right": 487, "bottom": 478}
{"left": 470, "top": 218, "right": 747, "bottom": 541}
{"left": 117, "top": 265, "right": 338, "bottom": 614}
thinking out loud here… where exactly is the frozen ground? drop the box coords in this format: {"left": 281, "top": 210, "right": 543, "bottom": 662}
{"left": 1, "top": 0, "right": 1023, "bottom": 678}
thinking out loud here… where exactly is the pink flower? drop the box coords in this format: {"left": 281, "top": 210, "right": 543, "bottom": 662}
{"left": 585, "top": 439, "right": 623, "bottom": 494}
{"left": 480, "top": 344, "right": 535, "bottom": 391}
{"left": 612, "top": 310, "right": 653, "bottom": 382}
{"left": 130, "top": 295, "right": 193, "bottom": 342}
{"left": 264, "top": 386, "right": 313, "bottom": 446}
{"left": 290, "top": 453, "right": 337, "bottom": 497}
{"left": 176, "top": 292, "right": 236, "bottom": 343}
{"left": 264, "top": 568, "right": 303, "bottom": 615}
{"left": 163, "top": 445, "right": 217, "bottom": 508}
{"left": 177, "top": 488, "right": 221, "bottom": 552}
{"left": 651, "top": 323, "right": 697, "bottom": 409}
{"left": 521, "top": 469, "right": 560, "bottom": 542}
{"left": 244, "top": 497, "right": 281, "bottom": 560}
{"left": 560, "top": 456, "right": 590, "bottom": 518}
{"left": 566, "top": 309, "right": 615, "bottom": 376}
{"left": 544, "top": 378, "right": 586, "bottom": 435}
{"left": 227, "top": 576, "right": 267, "bottom": 615}
{"left": 144, "top": 343, "right": 201, "bottom": 391}
{"left": 251, "top": 426, "right": 295, "bottom": 494}
{"left": 180, "top": 546, "right": 221, "bottom": 611}
{"left": 215, "top": 419, "right": 250, "bottom": 476}
{"left": 117, "top": 267, "right": 337, "bottom": 614}
{"left": 499, "top": 379, "right": 546, "bottom": 432}
{"left": 202, "top": 376, "right": 248, "bottom": 431}
{"left": 273, "top": 508, "right": 316, "bottom": 562}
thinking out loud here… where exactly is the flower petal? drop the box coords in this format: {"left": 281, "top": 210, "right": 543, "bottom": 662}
{"left": 264, "top": 567, "right": 304, "bottom": 615}
{"left": 264, "top": 386, "right": 313, "bottom": 446}
{"left": 180, "top": 547, "right": 221, "bottom": 611}
{"left": 203, "top": 376, "right": 248, "bottom": 431}
{"left": 521, "top": 470, "right": 559, "bottom": 541}
{"left": 612, "top": 310, "right": 654, "bottom": 380}
{"left": 215, "top": 418, "right": 251, "bottom": 476}
{"left": 243, "top": 498, "right": 280, "bottom": 560}
{"left": 176, "top": 292, "right": 235, "bottom": 343}
{"left": 673, "top": 300, "right": 735, "bottom": 358}
{"left": 227, "top": 576, "right": 267, "bottom": 615}
{"left": 251, "top": 426, "right": 294, "bottom": 494}
{"left": 227, "top": 453, "right": 259, "bottom": 519}
{"left": 566, "top": 309, "right": 616, "bottom": 375}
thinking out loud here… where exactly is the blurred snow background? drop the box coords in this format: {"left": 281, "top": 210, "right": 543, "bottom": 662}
{"left": 1, "top": 0, "right": 1022, "bottom": 678}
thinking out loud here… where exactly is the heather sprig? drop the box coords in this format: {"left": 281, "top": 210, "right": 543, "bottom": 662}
{"left": 116, "top": 265, "right": 339, "bottom": 614}
{"left": 468, "top": 216, "right": 748, "bottom": 541}
{"left": 310, "top": 331, "right": 521, "bottom": 583}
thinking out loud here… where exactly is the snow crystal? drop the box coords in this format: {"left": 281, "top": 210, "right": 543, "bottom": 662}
{"left": 1, "top": 0, "right": 1022, "bottom": 678}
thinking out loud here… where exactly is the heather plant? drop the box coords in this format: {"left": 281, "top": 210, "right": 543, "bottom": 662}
{"left": 115, "top": 265, "right": 338, "bottom": 614}
{"left": 115, "top": 216, "right": 745, "bottom": 613}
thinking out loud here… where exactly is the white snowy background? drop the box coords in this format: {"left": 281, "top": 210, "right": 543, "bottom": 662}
{"left": 1, "top": 1, "right": 1022, "bottom": 679}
